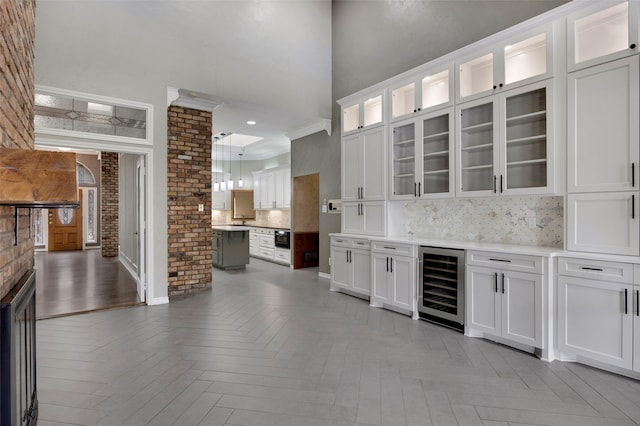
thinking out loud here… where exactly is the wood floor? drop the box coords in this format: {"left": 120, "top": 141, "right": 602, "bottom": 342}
{"left": 35, "top": 249, "right": 141, "bottom": 319}
{"left": 36, "top": 259, "right": 640, "bottom": 425}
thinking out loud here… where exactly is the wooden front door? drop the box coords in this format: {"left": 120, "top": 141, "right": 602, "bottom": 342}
{"left": 48, "top": 191, "right": 83, "bottom": 251}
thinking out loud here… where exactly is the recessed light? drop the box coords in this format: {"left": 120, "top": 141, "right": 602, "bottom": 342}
{"left": 247, "top": 120, "right": 256, "bottom": 125}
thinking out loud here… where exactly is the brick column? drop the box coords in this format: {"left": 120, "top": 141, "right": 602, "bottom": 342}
{"left": 101, "top": 152, "right": 119, "bottom": 257}
{"left": 0, "top": 0, "right": 36, "bottom": 299}
{"left": 167, "top": 106, "right": 212, "bottom": 296}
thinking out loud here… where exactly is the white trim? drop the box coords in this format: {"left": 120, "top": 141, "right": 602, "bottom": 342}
{"left": 119, "top": 248, "right": 138, "bottom": 281}
{"left": 286, "top": 118, "right": 332, "bottom": 140}
{"left": 148, "top": 296, "right": 169, "bottom": 306}
{"left": 35, "top": 85, "right": 154, "bottom": 146}
{"left": 318, "top": 272, "right": 331, "bottom": 280}
{"left": 167, "top": 86, "right": 224, "bottom": 112}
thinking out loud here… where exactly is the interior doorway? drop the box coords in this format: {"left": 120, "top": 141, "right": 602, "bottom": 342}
{"left": 292, "top": 173, "right": 320, "bottom": 269}
{"left": 48, "top": 191, "right": 83, "bottom": 251}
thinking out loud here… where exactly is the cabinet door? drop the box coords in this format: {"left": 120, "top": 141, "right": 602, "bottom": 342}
{"left": 558, "top": 276, "right": 633, "bottom": 370}
{"left": 372, "top": 253, "right": 390, "bottom": 303}
{"left": 457, "top": 51, "right": 495, "bottom": 101}
{"left": 342, "top": 134, "right": 361, "bottom": 201}
{"left": 501, "top": 81, "right": 552, "bottom": 194}
{"left": 634, "top": 286, "right": 640, "bottom": 372}
{"left": 391, "top": 81, "right": 416, "bottom": 121}
{"left": 361, "top": 126, "right": 387, "bottom": 200}
{"left": 253, "top": 172, "right": 261, "bottom": 209}
{"left": 567, "top": 0, "right": 639, "bottom": 72}
{"left": 282, "top": 169, "right": 291, "bottom": 208}
{"left": 390, "top": 256, "right": 415, "bottom": 312}
{"left": 274, "top": 170, "right": 285, "bottom": 208}
{"left": 390, "top": 119, "right": 417, "bottom": 199}
{"left": 259, "top": 172, "right": 275, "bottom": 209}
{"left": 362, "top": 202, "right": 386, "bottom": 237}
{"left": 502, "top": 271, "right": 542, "bottom": 347}
{"left": 567, "top": 192, "right": 639, "bottom": 256}
{"left": 352, "top": 249, "right": 371, "bottom": 295}
{"left": 212, "top": 172, "right": 230, "bottom": 210}
{"left": 331, "top": 245, "right": 351, "bottom": 290}
{"left": 421, "top": 108, "right": 454, "bottom": 197}
{"left": 466, "top": 266, "right": 501, "bottom": 338}
{"left": 568, "top": 56, "right": 639, "bottom": 193}
{"left": 341, "top": 202, "right": 363, "bottom": 234}
{"left": 457, "top": 99, "right": 499, "bottom": 196}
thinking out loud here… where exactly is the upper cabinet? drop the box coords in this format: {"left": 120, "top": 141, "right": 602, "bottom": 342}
{"left": 456, "top": 80, "right": 554, "bottom": 197}
{"left": 457, "top": 25, "right": 553, "bottom": 102}
{"left": 342, "top": 126, "right": 387, "bottom": 201}
{"left": 389, "top": 64, "right": 454, "bottom": 122}
{"left": 341, "top": 90, "right": 385, "bottom": 135}
{"left": 567, "top": 0, "right": 639, "bottom": 72}
{"left": 253, "top": 167, "right": 291, "bottom": 210}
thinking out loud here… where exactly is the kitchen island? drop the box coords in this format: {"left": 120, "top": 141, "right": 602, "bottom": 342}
{"left": 212, "top": 226, "right": 250, "bottom": 270}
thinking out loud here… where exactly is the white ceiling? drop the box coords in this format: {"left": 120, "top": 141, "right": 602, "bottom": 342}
{"left": 34, "top": 0, "right": 332, "bottom": 161}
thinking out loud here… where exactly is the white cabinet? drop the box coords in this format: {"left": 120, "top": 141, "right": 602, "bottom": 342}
{"left": 340, "top": 91, "right": 384, "bottom": 135}
{"left": 567, "top": 0, "right": 639, "bottom": 72}
{"left": 456, "top": 80, "right": 554, "bottom": 196}
{"left": 389, "top": 64, "right": 453, "bottom": 121}
{"left": 212, "top": 172, "right": 231, "bottom": 210}
{"left": 253, "top": 167, "right": 291, "bottom": 209}
{"left": 342, "top": 126, "right": 387, "bottom": 201}
{"left": 635, "top": 281, "right": 640, "bottom": 373}
{"left": 330, "top": 237, "right": 371, "bottom": 298}
{"left": 342, "top": 201, "right": 386, "bottom": 237}
{"left": 466, "top": 251, "right": 543, "bottom": 348}
{"left": 456, "top": 25, "right": 553, "bottom": 102}
{"left": 557, "top": 257, "right": 635, "bottom": 370}
{"left": 390, "top": 108, "right": 454, "bottom": 199}
{"left": 567, "top": 56, "right": 639, "bottom": 193}
{"left": 370, "top": 241, "right": 416, "bottom": 315}
{"left": 567, "top": 192, "right": 639, "bottom": 256}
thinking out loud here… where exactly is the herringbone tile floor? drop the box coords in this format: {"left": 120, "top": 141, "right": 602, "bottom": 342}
{"left": 37, "top": 259, "right": 640, "bottom": 425}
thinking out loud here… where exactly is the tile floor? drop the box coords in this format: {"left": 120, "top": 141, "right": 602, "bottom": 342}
{"left": 36, "top": 259, "right": 640, "bottom": 425}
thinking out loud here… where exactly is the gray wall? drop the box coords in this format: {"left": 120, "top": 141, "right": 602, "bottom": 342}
{"left": 292, "top": 0, "right": 569, "bottom": 274}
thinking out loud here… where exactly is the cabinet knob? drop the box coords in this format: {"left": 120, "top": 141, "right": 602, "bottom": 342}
{"left": 631, "top": 43, "right": 637, "bottom": 49}
{"left": 417, "top": 108, "right": 421, "bottom": 111}
{"left": 499, "top": 83, "right": 503, "bottom": 88}
{"left": 493, "top": 85, "right": 497, "bottom": 90}
{"left": 413, "top": 109, "right": 417, "bottom": 113}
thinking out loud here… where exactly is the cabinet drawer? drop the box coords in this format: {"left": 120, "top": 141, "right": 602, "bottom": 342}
{"left": 331, "top": 236, "right": 352, "bottom": 247}
{"left": 558, "top": 257, "right": 633, "bottom": 283}
{"left": 331, "top": 237, "right": 371, "bottom": 249}
{"left": 466, "top": 250, "right": 544, "bottom": 274}
{"left": 371, "top": 241, "right": 415, "bottom": 256}
{"left": 259, "top": 247, "right": 275, "bottom": 258}
{"left": 275, "top": 249, "right": 291, "bottom": 263}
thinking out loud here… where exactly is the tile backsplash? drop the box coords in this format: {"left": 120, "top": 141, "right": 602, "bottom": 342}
{"left": 400, "top": 196, "right": 563, "bottom": 248}
{"left": 212, "top": 209, "right": 290, "bottom": 229}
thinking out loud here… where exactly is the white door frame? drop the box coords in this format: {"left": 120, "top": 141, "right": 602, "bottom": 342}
{"left": 136, "top": 156, "right": 146, "bottom": 303}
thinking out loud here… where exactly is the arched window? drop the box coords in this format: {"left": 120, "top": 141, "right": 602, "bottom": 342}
{"left": 77, "top": 162, "right": 96, "bottom": 185}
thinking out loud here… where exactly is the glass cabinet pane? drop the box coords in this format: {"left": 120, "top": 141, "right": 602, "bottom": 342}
{"left": 574, "top": 2, "right": 629, "bottom": 65}
{"left": 460, "top": 102, "right": 494, "bottom": 192}
{"left": 422, "top": 70, "right": 450, "bottom": 110}
{"left": 422, "top": 113, "right": 450, "bottom": 194}
{"left": 392, "top": 83, "right": 415, "bottom": 119}
{"left": 392, "top": 123, "right": 416, "bottom": 196}
{"left": 504, "top": 33, "right": 547, "bottom": 85}
{"left": 459, "top": 53, "right": 494, "bottom": 98}
{"left": 505, "top": 87, "right": 547, "bottom": 189}
{"left": 363, "top": 96, "right": 382, "bottom": 127}
{"left": 343, "top": 104, "right": 359, "bottom": 133}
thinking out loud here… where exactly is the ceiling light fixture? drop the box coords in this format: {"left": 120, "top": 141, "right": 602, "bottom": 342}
{"left": 227, "top": 135, "right": 234, "bottom": 190}
{"left": 246, "top": 120, "right": 256, "bottom": 125}
{"left": 213, "top": 136, "right": 219, "bottom": 192}
{"left": 238, "top": 151, "right": 244, "bottom": 188}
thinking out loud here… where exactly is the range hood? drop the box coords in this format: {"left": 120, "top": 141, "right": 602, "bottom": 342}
{"left": 0, "top": 148, "right": 79, "bottom": 208}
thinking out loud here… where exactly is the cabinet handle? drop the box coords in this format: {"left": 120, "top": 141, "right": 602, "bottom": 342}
{"left": 418, "top": 182, "right": 421, "bottom": 197}
{"left": 383, "top": 246, "right": 397, "bottom": 250}
{"left": 494, "top": 272, "right": 498, "bottom": 293}
{"left": 633, "top": 195, "right": 636, "bottom": 219}
{"left": 624, "top": 289, "right": 628, "bottom": 315}
{"left": 390, "top": 257, "right": 393, "bottom": 273}
{"left": 386, "top": 256, "right": 389, "bottom": 272}
{"left": 349, "top": 250, "right": 352, "bottom": 263}
{"left": 581, "top": 266, "right": 603, "bottom": 272}
{"left": 636, "top": 290, "right": 639, "bottom": 317}
{"left": 493, "top": 175, "right": 497, "bottom": 193}
{"left": 489, "top": 258, "right": 511, "bottom": 263}
{"left": 631, "top": 43, "right": 637, "bottom": 49}
{"left": 632, "top": 163, "right": 635, "bottom": 187}
{"left": 414, "top": 182, "right": 417, "bottom": 197}
{"left": 500, "top": 174, "right": 504, "bottom": 193}
{"left": 501, "top": 273, "right": 505, "bottom": 294}
{"left": 346, "top": 250, "right": 349, "bottom": 263}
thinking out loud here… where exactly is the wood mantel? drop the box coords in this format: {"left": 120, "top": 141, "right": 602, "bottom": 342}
{"left": 0, "top": 148, "right": 79, "bottom": 207}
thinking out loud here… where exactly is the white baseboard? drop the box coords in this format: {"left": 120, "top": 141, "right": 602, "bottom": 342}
{"left": 318, "top": 272, "right": 330, "bottom": 280}
{"left": 148, "top": 297, "right": 169, "bottom": 306}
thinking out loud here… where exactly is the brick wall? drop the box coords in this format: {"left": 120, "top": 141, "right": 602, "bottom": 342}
{"left": 167, "top": 106, "right": 212, "bottom": 296}
{"left": 0, "top": 0, "right": 36, "bottom": 299}
{"left": 101, "top": 152, "right": 119, "bottom": 257}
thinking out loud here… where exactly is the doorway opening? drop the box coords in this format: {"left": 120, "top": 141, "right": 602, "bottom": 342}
{"left": 292, "top": 173, "right": 319, "bottom": 269}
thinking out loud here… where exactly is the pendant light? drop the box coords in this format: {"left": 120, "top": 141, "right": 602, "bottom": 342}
{"left": 220, "top": 135, "right": 226, "bottom": 191}
{"left": 227, "top": 134, "right": 234, "bottom": 190}
{"left": 213, "top": 136, "right": 219, "bottom": 192}
{"left": 238, "top": 151, "right": 244, "bottom": 188}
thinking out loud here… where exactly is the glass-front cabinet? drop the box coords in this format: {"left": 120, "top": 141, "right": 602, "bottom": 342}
{"left": 391, "top": 108, "right": 454, "bottom": 199}
{"left": 456, "top": 80, "right": 553, "bottom": 197}
{"left": 341, "top": 91, "right": 384, "bottom": 135}
{"left": 457, "top": 25, "right": 553, "bottom": 102}
{"left": 568, "top": 0, "right": 639, "bottom": 72}
{"left": 389, "top": 65, "right": 453, "bottom": 122}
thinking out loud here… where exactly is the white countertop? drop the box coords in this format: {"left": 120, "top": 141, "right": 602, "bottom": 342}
{"left": 213, "top": 225, "right": 251, "bottom": 232}
{"left": 329, "top": 233, "right": 640, "bottom": 263}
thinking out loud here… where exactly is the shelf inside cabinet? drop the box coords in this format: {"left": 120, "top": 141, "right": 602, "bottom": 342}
{"left": 506, "top": 110, "right": 546, "bottom": 125}
{"left": 462, "top": 164, "right": 493, "bottom": 171}
{"left": 395, "top": 172, "right": 414, "bottom": 178}
{"left": 461, "top": 143, "right": 492, "bottom": 152}
{"left": 424, "top": 169, "right": 449, "bottom": 175}
{"left": 423, "top": 149, "right": 449, "bottom": 158}
{"left": 394, "top": 138, "right": 415, "bottom": 146}
{"left": 423, "top": 131, "right": 450, "bottom": 141}
{"left": 507, "top": 158, "right": 546, "bottom": 167}
{"left": 461, "top": 121, "right": 493, "bottom": 134}
{"left": 395, "top": 155, "right": 415, "bottom": 162}
{"left": 506, "top": 134, "right": 546, "bottom": 145}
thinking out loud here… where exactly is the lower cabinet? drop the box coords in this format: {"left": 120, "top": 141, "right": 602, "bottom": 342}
{"left": 342, "top": 201, "right": 386, "bottom": 236}
{"left": 249, "top": 228, "right": 290, "bottom": 265}
{"left": 330, "top": 237, "right": 371, "bottom": 297}
{"left": 466, "top": 251, "right": 543, "bottom": 348}
{"left": 557, "top": 257, "right": 636, "bottom": 370}
{"left": 370, "top": 241, "right": 416, "bottom": 315}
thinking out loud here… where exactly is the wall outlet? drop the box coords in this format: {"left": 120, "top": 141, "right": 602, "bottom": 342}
{"left": 526, "top": 214, "right": 536, "bottom": 228}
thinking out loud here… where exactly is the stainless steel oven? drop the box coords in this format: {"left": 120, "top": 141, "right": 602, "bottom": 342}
{"left": 274, "top": 230, "right": 290, "bottom": 249}
{"left": 418, "top": 246, "right": 465, "bottom": 331}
